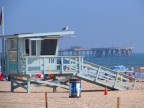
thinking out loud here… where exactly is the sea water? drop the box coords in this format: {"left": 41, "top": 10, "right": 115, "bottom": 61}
{"left": 84, "top": 53, "right": 144, "bottom": 69}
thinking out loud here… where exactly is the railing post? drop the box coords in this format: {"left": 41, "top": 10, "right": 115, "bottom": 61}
{"left": 61, "top": 57, "right": 63, "bottom": 74}
{"left": 78, "top": 56, "right": 81, "bottom": 73}
{"left": 81, "top": 57, "right": 83, "bottom": 71}
{"left": 25, "top": 58, "right": 27, "bottom": 74}
{"left": 95, "top": 66, "right": 101, "bottom": 82}
{"left": 69, "top": 58, "right": 71, "bottom": 71}
{"left": 114, "top": 72, "right": 119, "bottom": 88}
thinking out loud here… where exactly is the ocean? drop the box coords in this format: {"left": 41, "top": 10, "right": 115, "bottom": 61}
{"left": 84, "top": 53, "right": 144, "bottom": 69}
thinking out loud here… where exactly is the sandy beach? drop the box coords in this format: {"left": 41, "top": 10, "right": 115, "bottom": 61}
{"left": 0, "top": 80, "right": 144, "bottom": 108}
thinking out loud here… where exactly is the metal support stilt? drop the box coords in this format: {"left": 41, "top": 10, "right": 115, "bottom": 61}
{"left": 27, "top": 77, "right": 31, "bottom": 93}
{"left": 11, "top": 77, "right": 14, "bottom": 92}
{"left": 53, "top": 76, "right": 57, "bottom": 92}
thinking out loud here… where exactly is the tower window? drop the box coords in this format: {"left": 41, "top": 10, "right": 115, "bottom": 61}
{"left": 41, "top": 39, "right": 57, "bottom": 55}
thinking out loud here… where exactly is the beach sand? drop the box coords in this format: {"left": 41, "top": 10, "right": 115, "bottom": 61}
{"left": 0, "top": 80, "right": 144, "bottom": 108}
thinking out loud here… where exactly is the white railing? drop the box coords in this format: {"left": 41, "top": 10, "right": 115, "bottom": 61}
{"left": 80, "top": 61, "right": 136, "bottom": 90}
{"left": 22, "top": 56, "right": 83, "bottom": 74}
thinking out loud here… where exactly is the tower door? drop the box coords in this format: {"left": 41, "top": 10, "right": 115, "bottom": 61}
{"left": 8, "top": 39, "right": 18, "bottom": 74}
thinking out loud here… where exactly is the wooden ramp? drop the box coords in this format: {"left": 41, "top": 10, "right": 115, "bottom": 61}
{"left": 63, "top": 58, "right": 136, "bottom": 90}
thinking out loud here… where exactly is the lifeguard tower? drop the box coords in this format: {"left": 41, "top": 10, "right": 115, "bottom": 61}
{"left": 1, "top": 30, "right": 137, "bottom": 93}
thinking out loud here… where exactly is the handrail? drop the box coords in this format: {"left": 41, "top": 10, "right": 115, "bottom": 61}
{"left": 22, "top": 56, "right": 83, "bottom": 74}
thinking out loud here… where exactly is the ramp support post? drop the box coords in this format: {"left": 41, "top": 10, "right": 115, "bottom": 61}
{"left": 113, "top": 72, "right": 119, "bottom": 88}
{"left": 11, "top": 77, "right": 14, "bottom": 92}
{"left": 53, "top": 76, "right": 57, "bottom": 92}
{"left": 27, "top": 76, "right": 31, "bottom": 93}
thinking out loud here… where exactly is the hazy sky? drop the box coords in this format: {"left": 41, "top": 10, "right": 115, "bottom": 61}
{"left": 0, "top": 0, "right": 144, "bottom": 52}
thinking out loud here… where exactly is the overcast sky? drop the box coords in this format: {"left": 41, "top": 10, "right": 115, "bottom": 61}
{"left": 0, "top": 0, "right": 144, "bottom": 53}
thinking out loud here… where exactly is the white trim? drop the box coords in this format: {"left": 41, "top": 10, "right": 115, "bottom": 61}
{"left": 29, "top": 40, "right": 31, "bottom": 56}
{"left": 2, "top": 31, "right": 75, "bottom": 38}
{"left": 29, "top": 38, "right": 44, "bottom": 40}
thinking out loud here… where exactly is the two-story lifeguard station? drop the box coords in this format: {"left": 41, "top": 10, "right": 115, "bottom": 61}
{"left": 1, "top": 30, "right": 136, "bottom": 93}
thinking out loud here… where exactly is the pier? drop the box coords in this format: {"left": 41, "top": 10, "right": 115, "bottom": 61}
{"left": 59, "top": 47, "right": 134, "bottom": 58}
